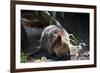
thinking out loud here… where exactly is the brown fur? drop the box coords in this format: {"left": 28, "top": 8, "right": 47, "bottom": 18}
{"left": 47, "top": 32, "right": 70, "bottom": 57}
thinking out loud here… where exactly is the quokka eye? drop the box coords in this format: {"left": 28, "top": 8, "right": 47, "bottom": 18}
{"left": 54, "top": 30, "right": 58, "bottom": 34}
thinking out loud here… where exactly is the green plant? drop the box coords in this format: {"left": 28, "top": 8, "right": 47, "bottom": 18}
{"left": 69, "top": 33, "right": 78, "bottom": 45}
{"left": 21, "top": 52, "right": 28, "bottom": 63}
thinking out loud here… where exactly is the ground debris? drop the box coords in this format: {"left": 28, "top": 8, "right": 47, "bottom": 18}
{"left": 70, "top": 45, "right": 89, "bottom": 60}
{"left": 28, "top": 56, "right": 52, "bottom": 63}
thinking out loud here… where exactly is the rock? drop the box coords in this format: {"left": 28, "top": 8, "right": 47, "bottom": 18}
{"left": 21, "top": 24, "right": 29, "bottom": 52}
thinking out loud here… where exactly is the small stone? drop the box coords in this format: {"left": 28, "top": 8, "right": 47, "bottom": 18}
{"left": 34, "top": 59, "right": 41, "bottom": 62}
{"left": 41, "top": 56, "right": 47, "bottom": 61}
